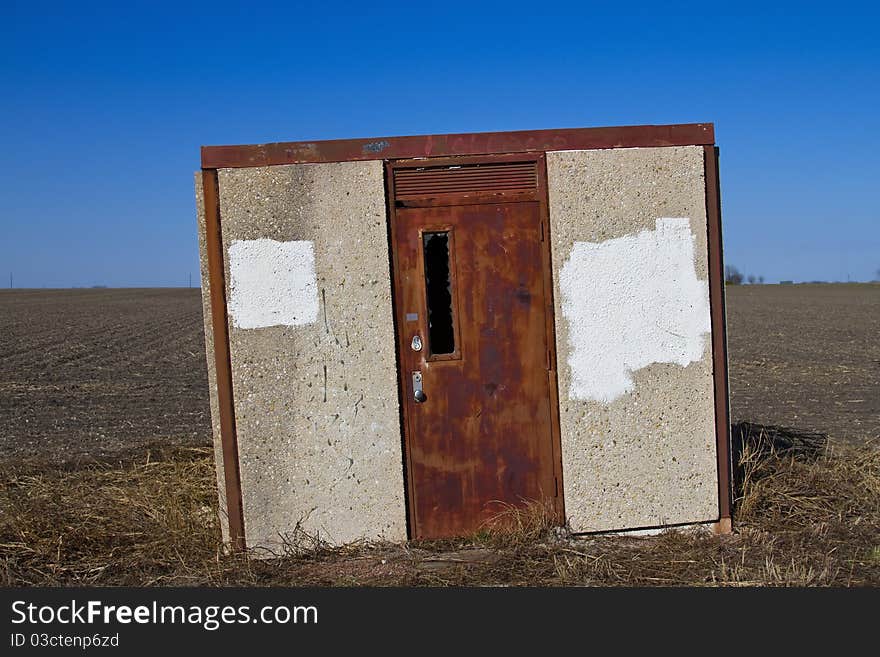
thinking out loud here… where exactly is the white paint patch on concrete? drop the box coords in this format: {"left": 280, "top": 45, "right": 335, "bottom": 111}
{"left": 228, "top": 239, "right": 319, "bottom": 329}
{"left": 559, "top": 218, "right": 711, "bottom": 403}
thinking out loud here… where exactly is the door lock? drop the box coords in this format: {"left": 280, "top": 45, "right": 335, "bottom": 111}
{"left": 412, "top": 371, "right": 426, "bottom": 403}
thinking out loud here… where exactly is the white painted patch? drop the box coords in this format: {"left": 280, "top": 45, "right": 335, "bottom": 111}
{"left": 228, "top": 239, "right": 318, "bottom": 329}
{"left": 559, "top": 218, "right": 710, "bottom": 403}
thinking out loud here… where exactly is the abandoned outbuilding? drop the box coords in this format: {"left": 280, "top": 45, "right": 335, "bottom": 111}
{"left": 195, "top": 123, "right": 732, "bottom": 550}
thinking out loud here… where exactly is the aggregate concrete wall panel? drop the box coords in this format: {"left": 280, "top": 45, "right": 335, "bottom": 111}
{"left": 216, "top": 161, "right": 407, "bottom": 550}
{"left": 547, "top": 146, "right": 719, "bottom": 532}
{"left": 194, "top": 174, "right": 230, "bottom": 543}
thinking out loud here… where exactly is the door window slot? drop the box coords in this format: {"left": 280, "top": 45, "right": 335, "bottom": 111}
{"left": 422, "top": 231, "right": 457, "bottom": 357}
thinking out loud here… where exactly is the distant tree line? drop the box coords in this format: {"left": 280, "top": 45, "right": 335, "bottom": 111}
{"left": 725, "top": 266, "right": 880, "bottom": 285}
{"left": 724, "top": 265, "right": 764, "bottom": 285}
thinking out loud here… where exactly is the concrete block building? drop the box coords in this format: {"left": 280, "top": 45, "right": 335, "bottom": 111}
{"left": 196, "top": 124, "right": 732, "bottom": 550}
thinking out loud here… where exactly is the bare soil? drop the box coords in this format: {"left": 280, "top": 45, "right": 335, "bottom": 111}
{"left": 726, "top": 283, "right": 880, "bottom": 444}
{"left": 0, "top": 288, "right": 210, "bottom": 463}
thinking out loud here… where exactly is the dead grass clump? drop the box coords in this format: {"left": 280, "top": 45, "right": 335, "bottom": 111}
{"left": 0, "top": 447, "right": 424, "bottom": 587}
{"left": 727, "top": 424, "right": 880, "bottom": 586}
{"left": 0, "top": 447, "right": 227, "bottom": 586}
{"left": 472, "top": 499, "right": 560, "bottom": 549}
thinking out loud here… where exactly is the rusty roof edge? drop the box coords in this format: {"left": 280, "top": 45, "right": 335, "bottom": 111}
{"left": 201, "top": 123, "right": 715, "bottom": 169}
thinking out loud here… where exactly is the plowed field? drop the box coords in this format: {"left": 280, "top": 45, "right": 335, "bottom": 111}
{"left": 0, "top": 284, "right": 877, "bottom": 464}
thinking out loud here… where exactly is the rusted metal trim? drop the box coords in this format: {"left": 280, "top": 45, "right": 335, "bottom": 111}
{"left": 201, "top": 169, "right": 246, "bottom": 551}
{"left": 704, "top": 145, "right": 733, "bottom": 525}
{"left": 393, "top": 159, "right": 538, "bottom": 199}
{"left": 389, "top": 152, "right": 547, "bottom": 170}
{"left": 385, "top": 161, "right": 422, "bottom": 540}
{"left": 536, "top": 153, "right": 566, "bottom": 524}
{"left": 202, "top": 123, "right": 715, "bottom": 169}
{"left": 711, "top": 518, "right": 733, "bottom": 535}
{"left": 396, "top": 190, "right": 539, "bottom": 209}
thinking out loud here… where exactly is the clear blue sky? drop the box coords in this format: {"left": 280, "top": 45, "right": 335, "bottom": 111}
{"left": 1, "top": 1, "right": 877, "bottom": 287}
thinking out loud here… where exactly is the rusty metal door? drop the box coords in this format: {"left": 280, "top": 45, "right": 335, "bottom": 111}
{"left": 388, "top": 155, "right": 563, "bottom": 539}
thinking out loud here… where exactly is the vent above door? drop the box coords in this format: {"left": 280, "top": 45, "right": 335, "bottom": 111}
{"left": 393, "top": 161, "right": 538, "bottom": 200}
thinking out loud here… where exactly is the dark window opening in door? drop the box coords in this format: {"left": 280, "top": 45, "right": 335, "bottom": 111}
{"left": 422, "top": 231, "right": 456, "bottom": 355}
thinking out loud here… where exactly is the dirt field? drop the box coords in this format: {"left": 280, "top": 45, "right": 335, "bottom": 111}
{"left": 726, "top": 284, "right": 879, "bottom": 444}
{"left": 0, "top": 284, "right": 876, "bottom": 463}
{"left": 0, "top": 288, "right": 210, "bottom": 463}
{"left": 1, "top": 285, "right": 878, "bottom": 587}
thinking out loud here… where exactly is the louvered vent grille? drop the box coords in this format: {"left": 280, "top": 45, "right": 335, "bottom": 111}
{"left": 393, "top": 161, "right": 538, "bottom": 199}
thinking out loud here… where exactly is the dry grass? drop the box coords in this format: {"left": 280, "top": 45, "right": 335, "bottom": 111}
{"left": 2, "top": 424, "right": 878, "bottom": 587}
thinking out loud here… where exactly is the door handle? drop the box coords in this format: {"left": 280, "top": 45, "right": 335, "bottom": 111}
{"left": 412, "top": 371, "right": 426, "bottom": 403}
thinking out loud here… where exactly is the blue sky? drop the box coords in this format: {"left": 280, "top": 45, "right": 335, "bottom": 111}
{"left": 1, "top": 1, "right": 877, "bottom": 286}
